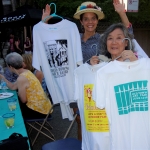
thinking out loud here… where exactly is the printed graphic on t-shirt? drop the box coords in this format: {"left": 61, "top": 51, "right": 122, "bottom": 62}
{"left": 84, "top": 84, "right": 109, "bottom": 132}
{"left": 44, "top": 39, "right": 69, "bottom": 78}
{"left": 114, "top": 80, "right": 148, "bottom": 115}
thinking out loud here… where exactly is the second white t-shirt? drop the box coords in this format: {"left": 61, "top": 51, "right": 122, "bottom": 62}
{"left": 74, "top": 62, "right": 110, "bottom": 150}
{"left": 94, "top": 58, "right": 150, "bottom": 150}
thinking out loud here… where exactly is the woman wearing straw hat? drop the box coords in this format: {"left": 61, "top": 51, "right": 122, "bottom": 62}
{"left": 42, "top": 0, "right": 132, "bottom": 65}
{"left": 73, "top": 0, "right": 133, "bottom": 65}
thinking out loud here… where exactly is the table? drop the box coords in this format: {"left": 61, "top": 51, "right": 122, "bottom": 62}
{"left": 0, "top": 89, "right": 31, "bottom": 149}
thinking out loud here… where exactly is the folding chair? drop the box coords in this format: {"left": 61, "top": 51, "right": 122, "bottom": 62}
{"left": 63, "top": 102, "right": 80, "bottom": 139}
{"left": 41, "top": 138, "right": 82, "bottom": 150}
{"left": 24, "top": 106, "right": 55, "bottom": 146}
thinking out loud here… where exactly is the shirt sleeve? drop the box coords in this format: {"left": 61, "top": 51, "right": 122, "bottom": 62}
{"left": 127, "top": 23, "right": 134, "bottom": 36}
{"left": 32, "top": 26, "right": 41, "bottom": 71}
{"left": 132, "top": 39, "right": 149, "bottom": 58}
{"left": 93, "top": 71, "right": 107, "bottom": 109}
{"left": 73, "top": 24, "right": 83, "bottom": 65}
{"left": 74, "top": 70, "right": 79, "bottom": 101}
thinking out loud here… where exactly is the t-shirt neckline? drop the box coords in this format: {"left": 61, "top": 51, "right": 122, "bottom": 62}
{"left": 39, "top": 19, "right": 66, "bottom": 31}
{"left": 113, "top": 59, "right": 142, "bottom": 72}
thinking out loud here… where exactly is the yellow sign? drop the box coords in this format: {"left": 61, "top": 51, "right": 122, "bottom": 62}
{"left": 84, "top": 84, "right": 109, "bottom": 132}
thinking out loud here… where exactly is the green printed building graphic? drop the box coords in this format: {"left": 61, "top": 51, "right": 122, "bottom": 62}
{"left": 114, "top": 80, "right": 148, "bottom": 115}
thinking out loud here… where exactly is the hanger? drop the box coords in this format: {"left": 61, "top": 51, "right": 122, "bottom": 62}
{"left": 42, "top": 3, "right": 63, "bottom": 23}
{"left": 114, "top": 38, "right": 132, "bottom": 61}
{"left": 50, "top": 3, "right": 63, "bottom": 19}
{"left": 123, "top": 38, "right": 132, "bottom": 50}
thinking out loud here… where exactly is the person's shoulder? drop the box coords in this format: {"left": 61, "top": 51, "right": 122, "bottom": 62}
{"left": 17, "top": 75, "right": 27, "bottom": 84}
{"left": 90, "top": 33, "right": 101, "bottom": 41}
{"left": 95, "top": 32, "right": 101, "bottom": 38}
{"left": 35, "top": 69, "right": 43, "bottom": 77}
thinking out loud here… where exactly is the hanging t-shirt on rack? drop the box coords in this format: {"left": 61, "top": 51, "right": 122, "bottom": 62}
{"left": 32, "top": 19, "right": 83, "bottom": 120}
{"left": 94, "top": 58, "right": 150, "bottom": 150}
{"left": 74, "top": 62, "right": 110, "bottom": 150}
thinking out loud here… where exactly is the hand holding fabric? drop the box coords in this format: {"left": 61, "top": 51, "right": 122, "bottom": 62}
{"left": 90, "top": 56, "right": 100, "bottom": 65}
{"left": 121, "top": 50, "right": 138, "bottom": 62}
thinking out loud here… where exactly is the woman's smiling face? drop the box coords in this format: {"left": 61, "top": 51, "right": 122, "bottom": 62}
{"left": 80, "top": 12, "right": 98, "bottom": 33}
{"left": 107, "top": 28, "right": 128, "bottom": 58}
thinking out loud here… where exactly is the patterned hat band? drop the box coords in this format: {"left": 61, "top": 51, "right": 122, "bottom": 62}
{"left": 78, "top": 4, "right": 102, "bottom": 11}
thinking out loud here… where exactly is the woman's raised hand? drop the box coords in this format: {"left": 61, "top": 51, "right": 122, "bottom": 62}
{"left": 113, "top": 0, "right": 126, "bottom": 14}
{"left": 42, "top": 4, "right": 52, "bottom": 23}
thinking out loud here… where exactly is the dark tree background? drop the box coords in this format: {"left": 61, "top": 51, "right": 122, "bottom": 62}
{"left": 33, "top": 0, "right": 150, "bottom": 25}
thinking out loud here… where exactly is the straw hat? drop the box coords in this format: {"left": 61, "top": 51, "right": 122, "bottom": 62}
{"left": 73, "top": 2, "right": 105, "bottom": 20}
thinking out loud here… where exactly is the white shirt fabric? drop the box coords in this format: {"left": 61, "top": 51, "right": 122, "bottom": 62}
{"left": 32, "top": 20, "right": 83, "bottom": 120}
{"left": 132, "top": 39, "right": 149, "bottom": 58}
{"left": 74, "top": 63, "right": 110, "bottom": 150}
{"left": 94, "top": 58, "right": 150, "bottom": 150}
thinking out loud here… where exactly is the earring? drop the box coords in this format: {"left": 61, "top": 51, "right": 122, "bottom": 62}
{"left": 95, "top": 24, "right": 98, "bottom": 32}
{"left": 81, "top": 25, "right": 85, "bottom": 33}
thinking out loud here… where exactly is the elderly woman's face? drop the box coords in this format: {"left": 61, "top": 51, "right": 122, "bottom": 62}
{"left": 107, "top": 28, "right": 128, "bottom": 58}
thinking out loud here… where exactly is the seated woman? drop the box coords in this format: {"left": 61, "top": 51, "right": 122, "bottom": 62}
{"left": 0, "top": 52, "right": 52, "bottom": 119}
{"left": 22, "top": 54, "right": 50, "bottom": 99}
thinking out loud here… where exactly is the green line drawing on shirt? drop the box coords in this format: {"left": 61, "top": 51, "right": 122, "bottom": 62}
{"left": 114, "top": 80, "right": 148, "bottom": 115}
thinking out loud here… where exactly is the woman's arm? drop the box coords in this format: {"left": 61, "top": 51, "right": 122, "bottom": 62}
{"left": 15, "top": 41, "right": 22, "bottom": 52}
{"left": 17, "top": 75, "right": 29, "bottom": 103}
{"left": 35, "top": 70, "right": 44, "bottom": 83}
{"left": 0, "top": 74, "right": 18, "bottom": 90}
{"left": 113, "top": 0, "right": 130, "bottom": 27}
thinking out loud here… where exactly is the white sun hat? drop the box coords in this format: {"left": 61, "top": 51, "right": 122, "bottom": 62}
{"left": 73, "top": 1, "right": 105, "bottom": 20}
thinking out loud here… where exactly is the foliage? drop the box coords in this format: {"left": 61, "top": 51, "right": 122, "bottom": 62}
{"left": 34, "top": 0, "right": 150, "bottom": 25}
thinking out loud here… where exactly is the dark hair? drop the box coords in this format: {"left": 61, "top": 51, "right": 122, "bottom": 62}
{"left": 100, "top": 23, "right": 134, "bottom": 58}
{"left": 80, "top": 12, "right": 98, "bottom": 21}
{"left": 5, "top": 52, "right": 23, "bottom": 69}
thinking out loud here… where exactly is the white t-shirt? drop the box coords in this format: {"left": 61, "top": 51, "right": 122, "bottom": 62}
{"left": 94, "top": 58, "right": 150, "bottom": 150}
{"left": 74, "top": 63, "right": 110, "bottom": 150}
{"left": 32, "top": 20, "right": 83, "bottom": 120}
{"left": 132, "top": 39, "right": 148, "bottom": 58}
